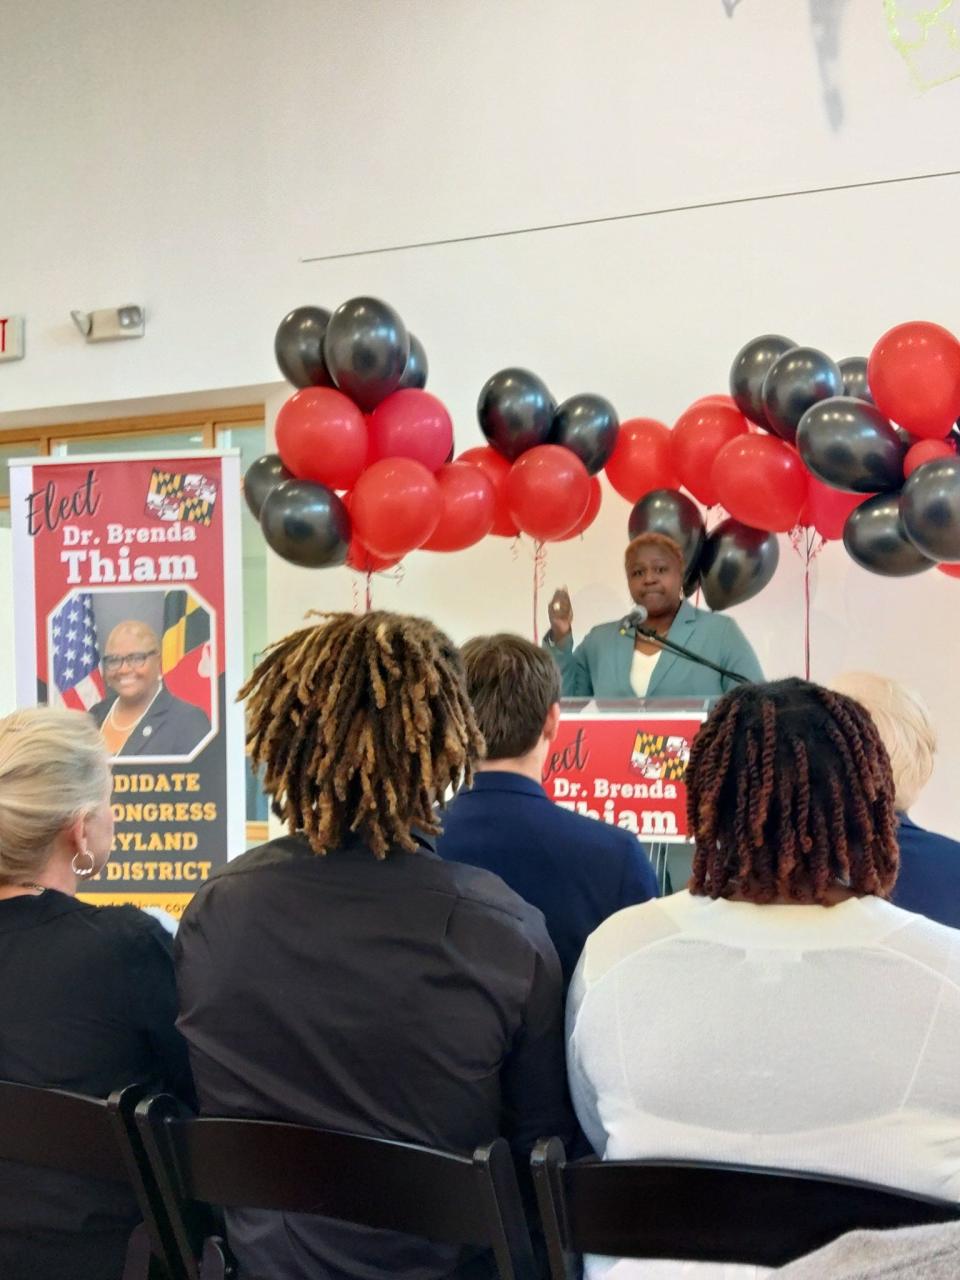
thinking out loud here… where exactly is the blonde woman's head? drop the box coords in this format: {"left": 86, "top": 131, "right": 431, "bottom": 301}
{"left": 830, "top": 672, "right": 936, "bottom": 813}
{"left": 0, "top": 707, "right": 114, "bottom": 884}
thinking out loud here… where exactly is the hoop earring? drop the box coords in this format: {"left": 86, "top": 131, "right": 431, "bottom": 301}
{"left": 71, "top": 847, "right": 96, "bottom": 879}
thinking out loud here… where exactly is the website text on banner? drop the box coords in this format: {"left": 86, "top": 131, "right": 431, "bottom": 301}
{"left": 10, "top": 452, "right": 244, "bottom": 919}
{"left": 542, "top": 708, "right": 708, "bottom": 842}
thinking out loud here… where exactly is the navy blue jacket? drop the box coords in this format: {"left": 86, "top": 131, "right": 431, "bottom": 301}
{"left": 437, "top": 771, "right": 658, "bottom": 988}
{"left": 893, "top": 814, "right": 960, "bottom": 930}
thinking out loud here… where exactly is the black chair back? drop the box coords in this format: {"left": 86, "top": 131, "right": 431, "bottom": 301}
{"left": 0, "top": 1079, "right": 180, "bottom": 1279}
{"left": 531, "top": 1137, "right": 960, "bottom": 1277}
{"left": 137, "top": 1093, "right": 538, "bottom": 1280}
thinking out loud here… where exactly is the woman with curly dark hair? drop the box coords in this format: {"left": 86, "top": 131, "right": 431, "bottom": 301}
{"left": 567, "top": 679, "right": 960, "bottom": 1279}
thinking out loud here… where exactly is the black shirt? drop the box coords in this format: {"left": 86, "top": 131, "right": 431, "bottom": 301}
{"left": 175, "top": 832, "right": 574, "bottom": 1280}
{"left": 89, "top": 684, "right": 211, "bottom": 757}
{"left": 0, "top": 890, "right": 194, "bottom": 1280}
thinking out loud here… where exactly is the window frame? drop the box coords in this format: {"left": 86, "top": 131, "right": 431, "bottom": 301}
{"left": 0, "top": 404, "right": 264, "bottom": 514}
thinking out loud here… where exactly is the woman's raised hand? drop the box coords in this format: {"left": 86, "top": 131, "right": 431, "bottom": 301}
{"left": 548, "top": 586, "right": 573, "bottom": 642}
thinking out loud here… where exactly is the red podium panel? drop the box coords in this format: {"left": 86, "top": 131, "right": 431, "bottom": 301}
{"left": 541, "top": 701, "right": 709, "bottom": 843}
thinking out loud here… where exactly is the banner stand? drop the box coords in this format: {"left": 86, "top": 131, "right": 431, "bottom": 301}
{"left": 11, "top": 450, "right": 245, "bottom": 920}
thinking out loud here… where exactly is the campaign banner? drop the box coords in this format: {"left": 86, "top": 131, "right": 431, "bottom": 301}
{"left": 11, "top": 451, "right": 244, "bottom": 918}
{"left": 542, "top": 708, "right": 709, "bottom": 842}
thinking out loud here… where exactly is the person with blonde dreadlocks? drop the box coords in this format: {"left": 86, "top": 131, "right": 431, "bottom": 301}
{"left": 175, "top": 611, "right": 574, "bottom": 1280}
{"left": 566, "top": 679, "right": 960, "bottom": 1280}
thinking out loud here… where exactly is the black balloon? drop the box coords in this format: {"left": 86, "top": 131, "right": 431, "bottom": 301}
{"left": 323, "top": 296, "right": 409, "bottom": 412}
{"left": 699, "top": 518, "right": 780, "bottom": 611}
{"left": 843, "top": 494, "right": 935, "bottom": 577}
{"left": 244, "top": 453, "right": 293, "bottom": 519}
{"left": 550, "top": 393, "right": 620, "bottom": 474}
{"left": 274, "top": 306, "right": 333, "bottom": 389}
{"left": 729, "top": 334, "right": 797, "bottom": 428}
{"left": 627, "top": 489, "right": 705, "bottom": 571}
{"left": 398, "top": 332, "right": 428, "bottom": 390}
{"left": 900, "top": 457, "right": 960, "bottom": 562}
{"left": 761, "top": 346, "right": 843, "bottom": 443}
{"left": 259, "top": 480, "right": 351, "bottom": 569}
{"left": 838, "top": 356, "right": 873, "bottom": 404}
{"left": 797, "top": 397, "right": 904, "bottom": 493}
{"left": 477, "top": 367, "right": 556, "bottom": 461}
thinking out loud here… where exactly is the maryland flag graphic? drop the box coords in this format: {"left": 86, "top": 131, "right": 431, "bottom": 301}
{"left": 630, "top": 731, "right": 690, "bottom": 782}
{"left": 146, "top": 468, "right": 218, "bottom": 525}
{"left": 162, "top": 590, "right": 213, "bottom": 718}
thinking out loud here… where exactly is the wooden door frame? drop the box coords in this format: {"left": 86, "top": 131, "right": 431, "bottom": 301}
{"left": 0, "top": 404, "right": 263, "bottom": 512}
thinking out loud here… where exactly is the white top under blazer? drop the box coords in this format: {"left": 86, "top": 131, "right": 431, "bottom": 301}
{"left": 566, "top": 891, "right": 960, "bottom": 1280}
{"left": 629, "top": 649, "right": 660, "bottom": 697}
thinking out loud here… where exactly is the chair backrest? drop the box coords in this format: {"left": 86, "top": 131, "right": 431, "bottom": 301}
{"left": 0, "top": 1079, "right": 180, "bottom": 1279}
{"left": 531, "top": 1137, "right": 960, "bottom": 1277}
{"left": 136, "top": 1094, "right": 538, "bottom": 1280}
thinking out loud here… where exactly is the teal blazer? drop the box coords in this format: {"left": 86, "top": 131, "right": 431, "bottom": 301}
{"left": 544, "top": 600, "right": 763, "bottom": 698}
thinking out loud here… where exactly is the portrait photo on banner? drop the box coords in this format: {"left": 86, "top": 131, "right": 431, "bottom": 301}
{"left": 47, "top": 585, "right": 216, "bottom": 764}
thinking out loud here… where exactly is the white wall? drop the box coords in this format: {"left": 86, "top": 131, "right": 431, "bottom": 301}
{"left": 3, "top": 0, "right": 960, "bottom": 832}
{"left": 0, "top": 531, "right": 14, "bottom": 716}
{"left": 2, "top": 0, "right": 958, "bottom": 412}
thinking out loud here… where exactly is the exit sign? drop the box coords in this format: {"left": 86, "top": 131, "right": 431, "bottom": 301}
{"left": 0, "top": 316, "right": 24, "bottom": 362}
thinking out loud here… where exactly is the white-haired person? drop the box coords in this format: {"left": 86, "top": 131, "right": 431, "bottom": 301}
{"left": 0, "top": 707, "right": 194, "bottom": 1280}
{"left": 832, "top": 672, "right": 960, "bottom": 931}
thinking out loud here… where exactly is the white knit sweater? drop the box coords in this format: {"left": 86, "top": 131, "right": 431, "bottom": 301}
{"left": 566, "top": 891, "right": 960, "bottom": 1280}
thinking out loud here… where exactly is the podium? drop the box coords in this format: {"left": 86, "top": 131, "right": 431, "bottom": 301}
{"left": 543, "top": 698, "right": 713, "bottom": 894}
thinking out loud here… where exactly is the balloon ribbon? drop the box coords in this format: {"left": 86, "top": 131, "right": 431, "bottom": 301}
{"left": 349, "top": 570, "right": 375, "bottom": 614}
{"left": 790, "top": 526, "right": 825, "bottom": 680}
{"left": 532, "top": 540, "right": 547, "bottom": 644}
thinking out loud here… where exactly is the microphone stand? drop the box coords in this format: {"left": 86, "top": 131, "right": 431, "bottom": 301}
{"left": 626, "top": 621, "right": 752, "bottom": 686}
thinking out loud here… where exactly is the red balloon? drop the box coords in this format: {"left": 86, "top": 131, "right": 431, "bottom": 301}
{"left": 712, "top": 435, "right": 808, "bottom": 532}
{"left": 367, "top": 389, "right": 453, "bottom": 472}
{"left": 604, "top": 418, "right": 678, "bottom": 502}
{"left": 275, "top": 387, "right": 368, "bottom": 489}
{"left": 350, "top": 458, "right": 441, "bottom": 557}
{"left": 868, "top": 321, "right": 960, "bottom": 439}
{"left": 505, "top": 445, "right": 591, "bottom": 542}
{"left": 904, "top": 438, "right": 956, "bottom": 478}
{"left": 456, "top": 446, "right": 518, "bottom": 537}
{"left": 421, "top": 463, "right": 496, "bottom": 551}
{"left": 346, "top": 539, "right": 400, "bottom": 573}
{"left": 688, "top": 394, "right": 740, "bottom": 412}
{"left": 671, "top": 403, "right": 750, "bottom": 505}
{"left": 938, "top": 563, "right": 960, "bottom": 579}
{"left": 342, "top": 491, "right": 400, "bottom": 572}
{"left": 556, "top": 475, "right": 603, "bottom": 540}
{"left": 800, "top": 475, "right": 867, "bottom": 540}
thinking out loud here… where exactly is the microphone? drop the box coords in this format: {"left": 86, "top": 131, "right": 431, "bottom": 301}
{"left": 618, "top": 605, "right": 649, "bottom": 636}
{"left": 618, "top": 603, "right": 752, "bottom": 685}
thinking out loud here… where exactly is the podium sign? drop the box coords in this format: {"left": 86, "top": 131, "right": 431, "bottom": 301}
{"left": 542, "top": 701, "right": 709, "bottom": 843}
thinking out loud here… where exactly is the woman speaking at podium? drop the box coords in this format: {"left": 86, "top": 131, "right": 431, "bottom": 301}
{"left": 544, "top": 533, "right": 763, "bottom": 698}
